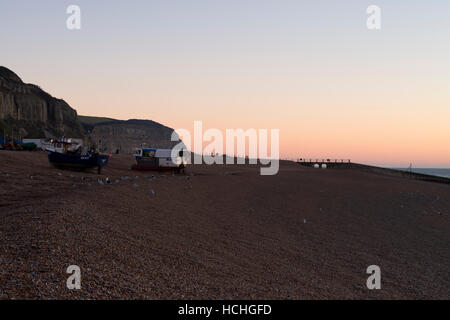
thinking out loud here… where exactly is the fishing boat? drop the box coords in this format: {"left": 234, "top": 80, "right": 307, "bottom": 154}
{"left": 46, "top": 139, "right": 110, "bottom": 174}
{"left": 132, "top": 148, "right": 187, "bottom": 173}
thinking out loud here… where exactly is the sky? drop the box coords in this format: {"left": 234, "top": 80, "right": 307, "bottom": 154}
{"left": 1, "top": 0, "right": 449, "bottom": 167}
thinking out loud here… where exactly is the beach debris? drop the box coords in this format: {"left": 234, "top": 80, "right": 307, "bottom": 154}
{"left": 115, "top": 179, "right": 120, "bottom": 184}
{"left": 105, "top": 177, "right": 111, "bottom": 185}
{"left": 321, "top": 164, "right": 327, "bottom": 169}
{"left": 133, "top": 183, "right": 139, "bottom": 188}
{"left": 135, "top": 176, "right": 139, "bottom": 179}
{"left": 149, "top": 189, "right": 156, "bottom": 196}
{"left": 98, "top": 179, "right": 104, "bottom": 185}
{"left": 313, "top": 164, "right": 320, "bottom": 169}
{"left": 303, "top": 219, "right": 307, "bottom": 224}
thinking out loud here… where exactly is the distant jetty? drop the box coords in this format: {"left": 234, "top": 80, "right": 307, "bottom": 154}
{"left": 297, "top": 159, "right": 450, "bottom": 185}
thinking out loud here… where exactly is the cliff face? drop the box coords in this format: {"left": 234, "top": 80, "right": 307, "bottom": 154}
{"left": 0, "top": 66, "right": 83, "bottom": 138}
{"left": 0, "top": 66, "right": 179, "bottom": 152}
{"left": 80, "top": 118, "right": 179, "bottom": 154}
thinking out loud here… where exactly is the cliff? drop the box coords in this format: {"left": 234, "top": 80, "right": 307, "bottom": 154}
{"left": 0, "top": 66, "right": 179, "bottom": 153}
{"left": 0, "top": 66, "right": 84, "bottom": 138}
{"left": 80, "top": 117, "right": 179, "bottom": 154}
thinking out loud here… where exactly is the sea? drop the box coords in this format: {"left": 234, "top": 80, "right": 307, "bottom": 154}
{"left": 393, "top": 168, "right": 450, "bottom": 179}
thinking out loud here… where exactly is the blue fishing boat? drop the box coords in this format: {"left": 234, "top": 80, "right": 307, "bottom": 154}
{"left": 46, "top": 139, "right": 110, "bottom": 174}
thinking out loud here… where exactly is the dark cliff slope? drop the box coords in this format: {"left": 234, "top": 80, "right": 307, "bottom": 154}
{"left": 79, "top": 116, "right": 179, "bottom": 154}
{"left": 0, "top": 66, "right": 84, "bottom": 138}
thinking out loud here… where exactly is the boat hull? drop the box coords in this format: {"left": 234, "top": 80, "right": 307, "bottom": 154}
{"left": 48, "top": 151, "right": 109, "bottom": 171}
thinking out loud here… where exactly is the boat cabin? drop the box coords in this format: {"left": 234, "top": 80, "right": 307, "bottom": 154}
{"left": 133, "top": 148, "right": 187, "bottom": 172}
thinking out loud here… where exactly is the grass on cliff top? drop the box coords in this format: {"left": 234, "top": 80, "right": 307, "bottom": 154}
{"left": 78, "top": 115, "right": 118, "bottom": 125}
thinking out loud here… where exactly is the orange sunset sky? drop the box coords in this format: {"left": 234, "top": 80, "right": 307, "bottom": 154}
{"left": 1, "top": 1, "right": 449, "bottom": 167}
